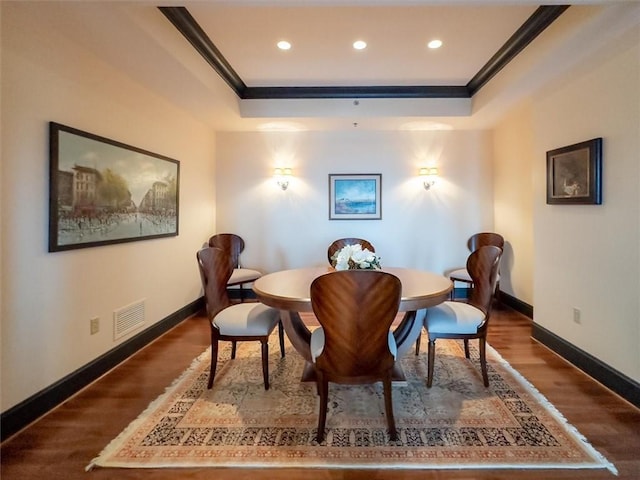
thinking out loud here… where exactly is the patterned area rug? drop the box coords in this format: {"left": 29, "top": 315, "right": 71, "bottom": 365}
{"left": 88, "top": 333, "right": 616, "bottom": 473}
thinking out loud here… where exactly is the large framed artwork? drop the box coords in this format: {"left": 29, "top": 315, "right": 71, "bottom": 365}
{"left": 49, "top": 122, "right": 180, "bottom": 252}
{"left": 329, "top": 173, "right": 381, "bottom": 220}
{"left": 546, "top": 137, "right": 602, "bottom": 205}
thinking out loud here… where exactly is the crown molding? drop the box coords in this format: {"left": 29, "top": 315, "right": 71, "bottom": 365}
{"left": 467, "top": 5, "right": 570, "bottom": 96}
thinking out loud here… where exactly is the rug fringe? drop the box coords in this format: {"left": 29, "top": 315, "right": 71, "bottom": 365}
{"left": 485, "top": 344, "right": 619, "bottom": 476}
{"left": 84, "top": 459, "right": 620, "bottom": 471}
{"left": 85, "top": 348, "right": 211, "bottom": 471}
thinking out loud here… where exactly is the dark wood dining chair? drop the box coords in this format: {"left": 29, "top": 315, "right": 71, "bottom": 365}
{"left": 196, "top": 247, "right": 285, "bottom": 390}
{"left": 327, "top": 237, "right": 375, "bottom": 264}
{"left": 424, "top": 245, "right": 502, "bottom": 388}
{"left": 208, "top": 233, "right": 262, "bottom": 302}
{"left": 415, "top": 232, "right": 503, "bottom": 356}
{"left": 449, "top": 232, "right": 504, "bottom": 301}
{"left": 310, "top": 269, "right": 401, "bottom": 443}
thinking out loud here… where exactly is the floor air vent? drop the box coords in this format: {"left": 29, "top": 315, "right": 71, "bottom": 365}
{"left": 113, "top": 299, "right": 145, "bottom": 340}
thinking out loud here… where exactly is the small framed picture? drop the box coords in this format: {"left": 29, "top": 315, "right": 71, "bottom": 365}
{"left": 329, "top": 174, "right": 382, "bottom": 220}
{"left": 546, "top": 138, "right": 602, "bottom": 205}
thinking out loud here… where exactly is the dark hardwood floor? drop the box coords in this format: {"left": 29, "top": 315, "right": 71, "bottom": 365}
{"left": 2, "top": 304, "right": 639, "bottom": 479}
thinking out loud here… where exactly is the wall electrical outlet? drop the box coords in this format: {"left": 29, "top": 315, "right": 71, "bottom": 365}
{"left": 572, "top": 308, "right": 581, "bottom": 325}
{"left": 90, "top": 317, "right": 100, "bottom": 335}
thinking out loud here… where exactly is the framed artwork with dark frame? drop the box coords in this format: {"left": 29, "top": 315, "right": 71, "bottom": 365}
{"left": 329, "top": 173, "right": 382, "bottom": 220}
{"left": 49, "top": 122, "right": 180, "bottom": 252}
{"left": 546, "top": 137, "right": 602, "bottom": 205}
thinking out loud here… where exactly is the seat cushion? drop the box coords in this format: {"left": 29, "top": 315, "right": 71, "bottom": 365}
{"left": 449, "top": 268, "right": 500, "bottom": 284}
{"left": 228, "top": 268, "right": 262, "bottom": 285}
{"left": 213, "top": 303, "right": 279, "bottom": 336}
{"left": 449, "top": 268, "right": 472, "bottom": 283}
{"left": 425, "top": 301, "right": 485, "bottom": 334}
{"left": 310, "top": 327, "right": 397, "bottom": 362}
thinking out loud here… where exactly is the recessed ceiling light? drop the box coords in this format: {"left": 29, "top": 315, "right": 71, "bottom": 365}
{"left": 277, "top": 40, "right": 291, "bottom": 50}
{"left": 428, "top": 39, "right": 443, "bottom": 49}
{"left": 353, "top": 40, "right": 367, "bottom": 50}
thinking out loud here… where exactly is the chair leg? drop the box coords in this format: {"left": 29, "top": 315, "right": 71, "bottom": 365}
{"left": 261, "top": 339, "right": 270, "bottom": 390}
{"left": 415, "top": 334, "right": 421, "bottom": 356}
{"left": 464, "top": 339, "right": 470, "bottom": 359}
{"left": 479, "top": 337, "right": 489, "bottom": 387}
{"left": 208, "top": 336, "right": 219, "bottom": 390}
{"left": 427, "top": 339, "right": 436, "bottom": 388}
{"left": 239, "top": 283, "right": 245, "bottom": 302}
{"left": 383, "top": 374, "right": 397, "bottom": 441}
{"left": 316, "top": 374, "right": 328, "bottom": 443}
{"left": 231, "top": 341, "right": 237, "bottom": 359}
{"left": 278, "top": 320, "right": 285, "bottom": 358}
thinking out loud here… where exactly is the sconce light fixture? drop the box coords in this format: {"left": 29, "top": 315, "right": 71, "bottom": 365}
{"left": 419, "top": 167, "right": 439, "bottom": 190}
{"left": 274, "top": 167, "right": 292, "bottom": 190}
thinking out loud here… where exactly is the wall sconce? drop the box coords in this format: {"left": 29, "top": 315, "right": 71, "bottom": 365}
{"left": 419, "top": 167, "right": 439, "bottom": 190}
{"left": 274, "top": 167, "right": 292, "bottom": 191}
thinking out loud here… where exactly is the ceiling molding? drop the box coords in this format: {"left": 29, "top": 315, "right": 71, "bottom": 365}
{"left": 159, "top": 6, "right": 247, "bottom": 96}
{"left": 467, "top": 5, "right": 570, "bottom": 96}
{"left": 243, "top": 85, "right": 470, "bottom": 100}
{"left": 159, "top": 5, "right": 570, "bottom": 101}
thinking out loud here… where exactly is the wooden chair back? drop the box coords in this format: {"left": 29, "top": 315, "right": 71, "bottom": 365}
{"left": 310, "top": 270, "right": 401, "bottom": 381}
{"left": 208, "top": 233, "right": 245, "bottom": 269}
{"left": 467, "top": 245, "right": 502, "bottom": 317}
{"left": 468, "top": 232, "right": 504, "bottom": 252}
{"left": 196, "top": 247, "right": 233, "bottom": 319}
{"left": 327, "top": 238, "right": 375, "bottom": 264}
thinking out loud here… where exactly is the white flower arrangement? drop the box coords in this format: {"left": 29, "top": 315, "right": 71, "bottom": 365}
{"left": 330, "top": 243, "right": 381, "bottom": 271}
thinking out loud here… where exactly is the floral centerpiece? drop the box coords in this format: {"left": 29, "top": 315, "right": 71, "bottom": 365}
{"left": 330, "top": 243, "right": 381, "bottom": 271}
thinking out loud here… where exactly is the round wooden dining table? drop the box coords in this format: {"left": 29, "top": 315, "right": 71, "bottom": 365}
{"left": 253, "top": 266, "right": 452, "bottom": 382}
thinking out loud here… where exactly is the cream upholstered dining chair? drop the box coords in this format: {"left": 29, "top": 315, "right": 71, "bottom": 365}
{"left": 327, "top": 237, "right": 375, "bottom": 264}
{"left": 449, "top": 232, "right": 504, "bottom": 301}
{"left": 310, "top": 270, "right": 401, "bottom": 443}
{"left": 424, "top": 245, "right": 502, "bottom": 388}
{"left": 415, "top": 232, "right": 503, "bottom": 355}
{"left": 208, "top": 233, "right": 262, "bottom": 302}
{"left": 196, "top": 247, "right": 285, "bottom": 390}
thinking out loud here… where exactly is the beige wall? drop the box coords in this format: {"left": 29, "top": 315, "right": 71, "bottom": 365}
{"left": 491, "top": 25, "right": 639, "bottom": 381}
{"left": 1, "top": 5, "right": 216, "bottom": 411}
{"left": 215, "top": 129, "right": 495, "bottom": 276}
{"left": 492, "top": 101, "right": 535, "bottom": 304}
{"left": 488, "top": 6, "right": 640, "bottom": 382}
{"left": 531, "top": 36, "right": 640, "bottom": 381}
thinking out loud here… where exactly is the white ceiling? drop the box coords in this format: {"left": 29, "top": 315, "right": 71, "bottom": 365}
{"left": 10, "top": 1, "right": 637, "bottom": 132}
{"left": 188, "top": 3, "right": 536, "bottom": 87}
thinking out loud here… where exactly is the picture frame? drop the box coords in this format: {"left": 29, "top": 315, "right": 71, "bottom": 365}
{"left": 329, "top": 173, "right": 381, "bottom": 220}
{"left": 49, "top": 122, "right": 180, "bottom": 252}
{"left": 546, "top": 137, "right": 602, "bottom": 205}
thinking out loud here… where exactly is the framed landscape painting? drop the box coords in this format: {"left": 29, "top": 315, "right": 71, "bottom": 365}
{"left": 329, "top": 173, "right": 381, "bottom": 220}
{"left": 546, "top": 138, "right": 602, "bottom": 205}
{"left": 49, "top": 122, "right": 180, "bottom": 252}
